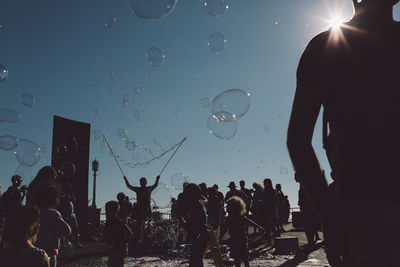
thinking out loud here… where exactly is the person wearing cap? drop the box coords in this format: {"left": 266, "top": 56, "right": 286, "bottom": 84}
{"left": 224, "top": 182, "right": 248, "bottom": 204}
{"left": 2, "top": 175, "right": 27, "bottom": 217}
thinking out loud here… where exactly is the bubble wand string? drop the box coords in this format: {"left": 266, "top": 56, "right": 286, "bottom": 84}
{"left": 158, "top": 137, "right": 187, "bottom": 176}
{"left": 102, "top": 134, "right": 126, "bottom": 177}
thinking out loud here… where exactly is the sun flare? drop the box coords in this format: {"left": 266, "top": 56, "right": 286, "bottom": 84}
{"left": 329, "top": 16, "right": 344, "bottom": 30}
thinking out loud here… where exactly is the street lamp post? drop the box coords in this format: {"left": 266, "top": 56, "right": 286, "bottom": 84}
{"left": 92, "top": 159, "right": 99, "bottom": 209}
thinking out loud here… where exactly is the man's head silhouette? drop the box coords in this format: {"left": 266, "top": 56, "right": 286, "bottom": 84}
{"left": 139, "top": 177, "right": 147, "bottom": 187}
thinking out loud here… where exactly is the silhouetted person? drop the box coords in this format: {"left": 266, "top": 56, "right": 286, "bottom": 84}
{"left": 116, "top": 192, "right": 132, "bottom": 223}
{"left": 2, "top": 175, "right": 27, "bottom": 217}
{"left": 275, "top": 184, "right": 286, "bottom": 232}
{"left": 123, "top": 175, "right": 159, "bottom": 221}
{"left": 26, "top": 166, "right": 58, "bottom": 207}
{"left": 287, "top": 1, "right": 400, "bottom": 266}
{"left": 0, "top": 206, "right": 50, "bottom": 267}
{"left": 199, "top": 183, "right": 208, "bottom": 200}
{"left": 262, "top": 178, "right": 277, "bottom": 237}
{"left": 225, "top": 182, "right": 248, "bottom": 204}
{"left": 180, "top": 183, "right": 209, "bottom": 267}
{"left": 212, "top": 184, "right": 224, "bottom": 202}
{"left": 104, "top": 200, "right": 132, "bottom": 267}
{"left": 298, "top": 183, "right": 319, "bottom": 248}
{"left": 250, "top": 182, "right": 264, "bottom": 232}
{"left": 59, "top": 182, "right": 79, "bottom": 244}
{"left": 206, "top": 187, "right": 224, "bottom": 239}
{"left": 239, "top": 180, "right": 253, "bottom": 213}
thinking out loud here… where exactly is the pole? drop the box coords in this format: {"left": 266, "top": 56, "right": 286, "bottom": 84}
{"left": 102, "top": 134, "right": 126, "bottom": 177}
{"left": 92, "top": 170, "right": 97, "bottom": 208}
{"left": 158, "top": 137, "right": 187, "bottom": 176}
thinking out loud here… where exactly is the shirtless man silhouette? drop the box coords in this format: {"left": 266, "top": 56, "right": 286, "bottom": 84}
{"left": 287, "top": 1, "right": 400, "bottom": 266}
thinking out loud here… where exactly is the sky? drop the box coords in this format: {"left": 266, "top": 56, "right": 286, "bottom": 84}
{"left": 1, "top": 0, "right": 399, "bottom": 212}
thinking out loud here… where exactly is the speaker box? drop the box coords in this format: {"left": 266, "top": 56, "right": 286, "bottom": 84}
{"left": 51, "top": 116, "right": 90, "bottom": 231}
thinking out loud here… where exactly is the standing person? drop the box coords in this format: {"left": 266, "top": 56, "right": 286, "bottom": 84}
{"left": 251, "top": 182, "right": 264, "bottom": 233}
{"left": 298, "top": 183, "right": 319, "bottom": 247}
{"left": 2, "top": 175, "right": 27, "bottom": 217}
{"left": 263, "top": 178, "right": 277, "bottom": 237}
{"left": 287, "top": 1, "right": 400, "bottom": 265}
{"left": 180, "top": 183, "right": 209, "bottom": 267}
{"left": 104, "top": 200, "right": 132, "bottom": 267}
{"left": 116, "top": 192, "right": 132, "bottom": 223}
{"left": 275, "top": 184, "right": 286, "bottom": 232}
{"left": 0, "top": 206, "right": 50, "bottom": 267}
{"left": 26, "top": 166, "right": 58, "bottom": 207}
{"left": 224, "top": 182, "right": 248, "bottom": 204}
{"left": 58, "top": 182, "right": 80, "bottom": 245}
{"left": 206, "top": 187, "right": 224, "bottom": 240}
{"left": 35, "top": 181, "right": 71, "bottom": 267}
{"left": 123, "top": 175, "right": 159, "bottom": 240}
{"left": 239, "top": 180, "right": 253, "bottom": 213}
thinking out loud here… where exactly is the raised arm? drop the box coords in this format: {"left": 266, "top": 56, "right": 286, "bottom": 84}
{"left": 150, "top": 175, "right": 160, "bottom": 191}
{"left": 124, "top": 176, "right": 139, "bottom": 193}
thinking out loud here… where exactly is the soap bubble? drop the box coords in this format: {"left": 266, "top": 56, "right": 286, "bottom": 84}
{"left": 262, "top": 124, "right": 270, "bottom": 133}
{"left": 39, "top": 143, "right": 48, "bottom": 153}
{"left": 60, "top": 161, "right": 77, "bottom": 177}
{"left": 279, "top": 167, "right": 288, "bottom": 175}
{"left": 106, "top": 15, "right": 117, "bottom": 29}
{"left": 15, "top": 165, "right": 34, "bottom": 183}
{"left": 130, "top": 0, "right": 178, "bottom": 20}
{"left": 93, "top": 129, "right": 103, "bottom": 140}
{"left": 20, "top": 93, "right": 35, "bottom": 107}
{"left": 107, "top": 71, "right": 116, "bottom": 81}
{"left": 0, "top": 64, "right": 8, "bottom": 82}
{"left": 0, "top": 108, "right": 21, "bottom": 123}
{"left": 207, "top": 113, "right": 237, "bottom": 140}
{"left": 171, "top": 173, "right": 190, "bottom": 190}
{"left": 132, "top": 86, "right": 144, "bottom": 96}
{"left": 208, "top": 33, "right": 226, "bottom": 54}
{"left": 0, "top": 135, "right": 18, "bottom": 151}
{"left": 126, "top": 141, "right": 137, "bottom": 151}
{"left": 121, "top": 95, "right": 131, "bottom": 107}
{"left": 133, "top": 110, "right": 144, "bottom": 122}
{"left": 202, "top": 0, "right": 229, "bottom": 17}
{"left": 200, "top": 97, "right": 211, "bottom": 109}
{"left": 56, "top": 137, "right": 79, "bottom": 155}
{"left": 116, "top": 128, "right": 129, "bottom": 141}
{"left": 14, "top": 139, "right": 40, "bottom": 167}
{"left": 211, "top": 89, "right": 250, "bottom": 121}
{"left": 213, "top": 111, "right": 236, "bottom": 122}
{"left": 145, "top": 47, "right": 165, "bottom": 67}
{"left": 152, "top": 183, "right": 172, "bottom": 208}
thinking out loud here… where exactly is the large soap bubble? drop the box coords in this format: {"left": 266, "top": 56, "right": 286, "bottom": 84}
{"left": 145, "top": 47, "right": 165, "bottom": 67}
{"left": 279, "top": 167, "right": 288, "bottom": 175}
{"left": 20, "top": 93, "right": 35, "bottom": 107}
{"left": 93, "top": 129, "right": 103, "bottom": 140}
{"left": 14, "top": 139, "right": 40, "bottom": 167}
{"left": 106, "top": 15, "right": 117, "bottom": 29}
{"left": 15, "top": 165, "right": 34, "bottom": 183}
{"left": 39, "top": 143, "right": 48, "bottom": 153}
{"left": 130, "top": 0, "right": 178, "bottom": 20}
{"left": 200, "top": 97, "right": 211, "bottom": 109}
{"left": 202, "top": 0, "right": 229, "bottom": 17}
{"left": 0, "top": 64, "right": 8, "bottom": 82}
{"left": 211, "top": 89, "right": 250, "bottom": 121}
{"left": 152, "top": 182, "right": 172, "bottom": 208}
{"left": 170, "top": 173, "right": 188, "bottom": 190}
{"left": 116, "top": 128, "right": 129, "bottom": 141}
{"left": 0, "top": 135, "right": 18, "bottom": 151}
{"left": 207, "top": 113, "right": 237, "bottom": 140}
{"left": 126, "top": 141, "right": 137, "bottom": 151}
{"left": 0, "top": 108, "right": 21, "bottom": 123}
{"left": 60, "top": 161, "right": 77, "bottom": 177}
{"left": 208, "top": 33, "right": 226, "bottom": 54}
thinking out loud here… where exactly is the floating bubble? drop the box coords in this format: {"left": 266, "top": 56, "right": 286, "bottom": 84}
{"left": 211, "top": 89, "right": 251, "bottom": 121}
{"left": 107, "top": 71, "right": 116, "bottom": 81}
{"left": 200, "top": 97, "right": 211, "bottom": 109}
{"left": 133, "top": 110, "right": 144, "bottom": 122}
{"left": 126, "top": 141, "right": 137, "bottom": 151}
{"left": 20, "top": 93, "right": 35, "bottom": 107}
{"left": 130, "top": 0, "right": 178, "bottom": 20}
{"left": 208, "top": 33, "right": 226, "bottom": 54}
{"left": 39, "top": 143, "right": 48, "bottom": 153}
{"left": 60, "top": 161, "right": 77, "bottom": 177}
{"left": 93, "top": 129, "right": 103, "bottom": 140}
{"left": 106, "top": 15, "right": 117, "bottom": 29}
{"left": 279, "top": 167, "right": 288, "bottom": 175}
{"left": 152, "top": 183, "right": 172, "bottom": 208}
{"left": 15, "top": 165, "right": 34, "bottom": 183}
{"left": 121, "top": 95, "right": 131, "bottom": 107}
{"left": 174, "top": 111, "right": 180, "bottom": 117}
{"left": 170, "top": 173, "right": 190, "bottom": 190}
{"left": 213, "top": 111, "right": 236, "bottom": 122}
{"left": 132, "top": 86, "right": 144, "bottom": 96}
{"left": 202, "top": 0, "right": 229, "bottom": 17}
{"left": 116, "top": 128, "right": 129, "bottom": 141}
{"left": 0, "top": 135, "right": 18, "bottom": 151}
{"left": 0, "top": 108, "right": 21, "bottom": 123}
{"left": 14, "top": 139, "right": 40, "bottom": 167}
{"left": 0, "top": 64, "right": 8, "bottom": 82}
{"left": 207, "top": 113, "right": 237, "bottom": 140}
{"left": 56, "top": 137, "right": 78, "bottom": 155}
{"left": 145, "top": 47, "right": 165, "bottom": 67}
{"left": 262, "top": 124, "right": 270, "bottom": 133}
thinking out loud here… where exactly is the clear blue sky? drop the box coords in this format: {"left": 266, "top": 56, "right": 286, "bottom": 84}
{"left": 1, "top": 0, "right": 399, "bottom": 211}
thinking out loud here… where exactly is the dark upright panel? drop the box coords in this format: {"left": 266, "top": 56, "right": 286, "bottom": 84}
{"left": 52, "top": 116, "right": 90, "bottom": 231}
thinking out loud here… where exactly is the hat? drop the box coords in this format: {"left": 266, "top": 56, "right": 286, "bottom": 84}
{"left": 228, "top": 181, "right": 236, "bottom": 188}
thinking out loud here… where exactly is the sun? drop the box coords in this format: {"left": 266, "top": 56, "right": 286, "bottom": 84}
{"left": 329, "top": 15, "right": 344, "bottom": 30}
